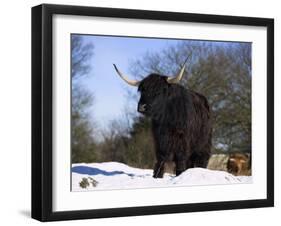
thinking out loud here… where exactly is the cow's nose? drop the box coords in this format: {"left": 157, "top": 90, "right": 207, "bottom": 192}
{"left": 138, "top": 104, "right": 146, "bottom": 112}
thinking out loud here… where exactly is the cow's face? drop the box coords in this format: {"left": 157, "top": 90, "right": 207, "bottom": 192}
{"left": 137, "top": 74, "right": 168, "bottom": 116}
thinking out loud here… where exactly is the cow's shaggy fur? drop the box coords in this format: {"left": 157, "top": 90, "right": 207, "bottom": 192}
{"left": 137, "top": 74, "right": 212, "bottom": 178}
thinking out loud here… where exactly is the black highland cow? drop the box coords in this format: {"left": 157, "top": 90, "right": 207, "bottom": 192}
{"left": 113, "top": 62, "right": 212, "bottom": 178}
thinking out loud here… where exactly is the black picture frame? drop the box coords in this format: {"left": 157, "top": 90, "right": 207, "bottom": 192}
{"left": 32, "top": 3, "right": 274, "bottom": 222}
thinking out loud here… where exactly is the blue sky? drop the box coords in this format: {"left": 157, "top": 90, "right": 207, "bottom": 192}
{"left": 77, "top": 35, "right": 180, "bottom": 131}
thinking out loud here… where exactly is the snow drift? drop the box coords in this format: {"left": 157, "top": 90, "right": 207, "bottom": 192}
{"left": 72, "top": 162, "right": 252, "bottom": 191}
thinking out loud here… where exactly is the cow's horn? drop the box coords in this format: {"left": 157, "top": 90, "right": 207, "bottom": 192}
{"left": 167, "top": 54, "right": 191, "bottom": 84}
{"left": 166, "top": 64, "right": 186, "bottom": 84}
{"left": 113, "top": 64, "right": 140, "bottom": 87}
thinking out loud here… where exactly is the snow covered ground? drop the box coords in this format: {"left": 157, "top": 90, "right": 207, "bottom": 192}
{"left": 71, "top": 162, "right": 252, "bottom": 191}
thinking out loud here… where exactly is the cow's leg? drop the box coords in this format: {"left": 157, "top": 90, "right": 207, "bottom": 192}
{"left": 153, "top": 160, "right": 165, "bottom": 178}
{"left": 153, "top": 137, "right": 167, "bottom": 178}
{"left": 153, "top": 148, "right": 165, "bottom": 178}
{"left": 185, "top": 159, "right": 193, "bottom": 169}
{"left": 175, "top": 151, "right": 189, "bottom": 176}
{"left": 175, "top": 161, "right": 186, "bottom": 176}
{"left": 191, "top": 151, "right": 210, "bottom": 168}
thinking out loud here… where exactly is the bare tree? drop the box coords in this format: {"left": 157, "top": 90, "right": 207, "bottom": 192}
{"left": 72, "top": 85, "right": 97, "bottom": 163}
{"left": 71, "top": 35, "right": 96, "bottom": 163}
{"left": 71, "top": 35, "right": 94, "bottom": 80}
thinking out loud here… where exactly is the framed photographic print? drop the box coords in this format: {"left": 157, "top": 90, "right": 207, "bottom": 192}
{"left": 32, "top": 4, "right": 274, "bottom": 221}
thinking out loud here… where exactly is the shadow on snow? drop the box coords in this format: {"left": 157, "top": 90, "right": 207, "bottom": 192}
{"left": 71, "top": 166, "right": 136, "bottom": 177}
